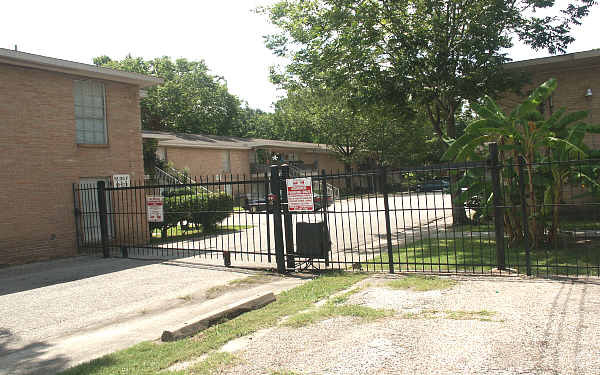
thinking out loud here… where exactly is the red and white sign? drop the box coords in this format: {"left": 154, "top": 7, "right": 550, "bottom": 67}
{"left": 146, "top": 196, "right": 164, "bottom": 222}
{"left": 286, "top": 177, "right": 314, "bottom": 212}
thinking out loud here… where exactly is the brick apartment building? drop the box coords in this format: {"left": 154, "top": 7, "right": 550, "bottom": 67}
{"left": 501, "top": 48, "right": 600, "bottom": 149}
{"left": 142, "top": 130, "right": 345, "bottom": 179}
{"left": 0, "top": 49, "right": 161, "bottom": 265}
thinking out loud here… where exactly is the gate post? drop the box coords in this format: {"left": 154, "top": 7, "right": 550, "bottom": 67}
{"left": 269, "top": 165, "right": 286, "bottom": 274}
{"left": 518, "top": 156, "right": 532, "bottom": 276}
{"left": 489, "top": 143, "right": 505, "bottom": 270}
{"left": 280, "top": 165, "right": 295, "bottom": 269}
{"left": 97, "top": 180, "right": 110, "bottom": 258}
{"left": 380, "top": 168, "right": 395, "bottom": 273}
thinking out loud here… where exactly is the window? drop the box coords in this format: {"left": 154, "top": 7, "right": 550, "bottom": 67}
{"left": 223, "top": 150, "right": 231, "bottom": 172}
{"left": 74, "top": 80, "right": 107, "bottom": 144}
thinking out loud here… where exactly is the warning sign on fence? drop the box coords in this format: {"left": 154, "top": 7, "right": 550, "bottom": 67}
{"left": 146, "top": 196, "right": 164, "bottom": 222}
{"left": 286, "top": 177, "right": 314, "bottom": 212}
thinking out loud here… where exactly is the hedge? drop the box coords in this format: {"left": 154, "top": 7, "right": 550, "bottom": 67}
{"left": 149, "top": 191, "right": 234, "bottom": 236}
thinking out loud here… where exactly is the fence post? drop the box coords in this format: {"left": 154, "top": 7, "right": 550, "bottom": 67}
{"left": 280, "top": 165, "right": 295, "bottom": 269}
{"left": 269, "top": 165, "right": 286, "bottom": 274}
{"left": 97, "top": 180, "right": 110, "bottom": 258}
{"left": 380, "top": 168, "right": 395, "bottom": 273}
{"left": 264, "top": 172, "right": 272, "bottom": 263}
{"left": 518, "top": 156, "right": 532, "bottom": 276}
{"left": 489, "top": 143, "right": 505, "bottom": 270}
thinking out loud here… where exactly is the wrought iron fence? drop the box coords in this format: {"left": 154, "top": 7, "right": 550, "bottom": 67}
{"left": 73, "top": 144, "right": 600, "bottom": 278}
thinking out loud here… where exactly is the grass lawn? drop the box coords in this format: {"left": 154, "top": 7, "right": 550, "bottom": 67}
{"left": 368, "top": 237, "right": 600, "bottom": 276}
{"left": 150, "top": 224, "right": 253, "bottom": 243}
{"left": 59, "top": 271, "right": 367, "bottom": 375}
{"left": 452, "top": 217, "right": 600, "bottom": 233}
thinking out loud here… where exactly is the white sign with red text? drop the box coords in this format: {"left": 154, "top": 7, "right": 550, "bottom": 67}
{"left": 146, "top": 196, "right": 164, "bottom": 222}
{"left": 286, "top": 177, "right": 314, "bottom": 212}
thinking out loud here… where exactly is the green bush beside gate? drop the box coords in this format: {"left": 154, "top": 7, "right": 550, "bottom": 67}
{"left": 149, "top": 191, "right": 234, "bottom": 237}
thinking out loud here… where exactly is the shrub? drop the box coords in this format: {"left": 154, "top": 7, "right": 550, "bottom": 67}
{"left": 149, "top": 191, "right": 234, "bottom": 237}
{"left": 178, "top": 192, "right": 234, "bottom": 231}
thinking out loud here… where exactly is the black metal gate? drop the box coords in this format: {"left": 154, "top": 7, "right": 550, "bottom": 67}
{"left": 74, "top": 144, "right": 600, "bottom": 278}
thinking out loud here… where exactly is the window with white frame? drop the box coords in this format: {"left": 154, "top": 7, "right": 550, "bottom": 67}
{"left": 223, "top": 150, "right": 231, "bottom": 172}
{"left": 74, "top": 80, "right": 107, "bottom": 144}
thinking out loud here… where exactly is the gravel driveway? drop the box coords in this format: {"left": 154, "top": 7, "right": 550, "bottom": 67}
{"left": 215, "top": 276, "right": 600, "bottom": 375}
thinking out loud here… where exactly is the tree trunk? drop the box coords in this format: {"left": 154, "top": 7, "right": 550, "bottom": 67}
{"left": 344, "top": 163, "right": 353, "bottom": 193}
{"left": 446, "top": 105, "right": 470, "bottom": 225}
{"left": 450, "top": 173, "right": 470, "bottom": 225}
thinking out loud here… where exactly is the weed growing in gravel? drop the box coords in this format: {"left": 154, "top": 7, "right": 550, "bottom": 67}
{"left": 403, "top": 309, "right": 498, "bottom": 322}
{"left": 284, "top": 287, "right": 393, "bottom": 328}
{"left": 175, "top": 352, "right": 238, "bottom": 375}
{"left": 386, "top": 275, "right": 457, "bottom": 291}
{"left": 284, "top": 303, "right": 391, "bottom": 328}
{"left": 60, "top": 271, "right": 367, "bottom": 375}
{"left": 329, "top": 286, "right": 363, "bottom": 305}
{"left": 270, "top": 370, "right": 303, "bottom": 375}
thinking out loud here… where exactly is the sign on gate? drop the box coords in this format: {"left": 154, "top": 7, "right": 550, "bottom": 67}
{"left": 286, "top": 177, "right": 314, "bottom": 212}
{"left": 146, "top": 196, "right": 164, "bottom": 222}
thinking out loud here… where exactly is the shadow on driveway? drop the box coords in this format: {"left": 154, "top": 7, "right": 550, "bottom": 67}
{"left": 0, "top": 254, "right": 278, "bottom": 297}
{"left": 0, "top": 328, "right": 72, "bottom": 375}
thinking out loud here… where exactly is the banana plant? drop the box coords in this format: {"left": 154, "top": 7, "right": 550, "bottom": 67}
{"left": 442, "top": 78, "right": 600, "bottom": 248}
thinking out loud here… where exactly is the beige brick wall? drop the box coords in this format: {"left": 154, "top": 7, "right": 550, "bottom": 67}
{"left": 260, "top": 147, "right": 346, "bottom": 172}
{"left": 165, "top": 147, "right": 251, "bottom": 178}
{"left": 0, "top": 63, "right": 145, "bottom": 265}
{"left": 499, "top": 62, "right": 600, "bottom": 149}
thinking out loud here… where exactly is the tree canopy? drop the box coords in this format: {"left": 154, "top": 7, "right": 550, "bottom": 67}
{"left": 262, "top": 0, "right": 596, "bottom": 143}
{"left": 94, "top": 55, "right": 254, "bottom": 136}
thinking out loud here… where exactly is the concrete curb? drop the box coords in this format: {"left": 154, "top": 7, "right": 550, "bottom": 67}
{"left": 160, "top": 292, "right": 276, "bottom": 342}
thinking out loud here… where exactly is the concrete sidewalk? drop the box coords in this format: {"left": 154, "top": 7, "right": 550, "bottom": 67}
{"left": 0, "top": 256, "right": 306, "bottom": 375}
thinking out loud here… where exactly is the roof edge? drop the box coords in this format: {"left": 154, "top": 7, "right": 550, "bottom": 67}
{"left": 0, "top": 48, "right": 163, "bottom": 88}
{"left": 505, "top": 48, "right": 600, "bottom": 70}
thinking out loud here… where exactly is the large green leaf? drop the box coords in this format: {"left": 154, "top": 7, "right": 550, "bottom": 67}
{"left": 441, "top": 130, "right": 484, "bottom": 161}
{"left": 548, "top": 137, "right": 588, "bottom": 159}
{"left": 528, "top": 78, "right": 558, "bottom": 105}
{"left": 555, "top": 110, "right": 589, "bottom": 130}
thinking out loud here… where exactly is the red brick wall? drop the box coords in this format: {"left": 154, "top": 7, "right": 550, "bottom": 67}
{"left": 0, "top": 63, "right": 145, "bottom": 265}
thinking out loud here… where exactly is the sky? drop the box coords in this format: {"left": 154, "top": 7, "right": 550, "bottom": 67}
{"left": 1, "top": 0, "right": 599, "bottom": 112}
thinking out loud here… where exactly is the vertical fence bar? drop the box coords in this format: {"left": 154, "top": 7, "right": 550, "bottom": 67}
{"left": 97, "top": 180, "right": 110, "bottom": 258}
{"left": 280, "top": 165, "right": 295, "bottom": 269}
{"left": 270, "top": 165, "right": 286, "bottom": 274}
{"left": 72, "top": 184, "right": 82, "bottom": 253}
{"left": 321, "top": 169, "right": 331, "bottom": 268}
{"left": 489, "top": 143, "right": 505, "bottom": 270}
{"left": 380, "top": 168, "right": 395, "bottom": 273}
{"left": 518, "top": 156, "right": 532, "bottom": 276}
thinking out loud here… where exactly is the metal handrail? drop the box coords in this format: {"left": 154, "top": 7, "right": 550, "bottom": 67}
{"left": 153, "top": 166, "right": 210, "bottom": 192}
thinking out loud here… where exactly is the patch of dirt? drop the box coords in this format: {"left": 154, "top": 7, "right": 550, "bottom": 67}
{"left": 205, "top": 274, "right": 282, "bottom": 299}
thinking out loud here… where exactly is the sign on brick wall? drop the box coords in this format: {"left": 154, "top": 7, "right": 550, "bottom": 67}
{"left": 286, "top": 177, "right": 314, "bottom": 212}
{"left": 112, "top": 174, "right": 131, "bottom": 188}
{"left": 146, "top": 196, "right": 164, "bottom": 222}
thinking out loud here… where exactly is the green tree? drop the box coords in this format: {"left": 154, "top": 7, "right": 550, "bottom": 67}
{"left": 94, "top": 55, "right": 246, "bottom": 135}
{"left": 268, "top": 86, "right": 431, "bottom": 170}
{"left": 261, "top": 0, "right": 596, "bottom": 222}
